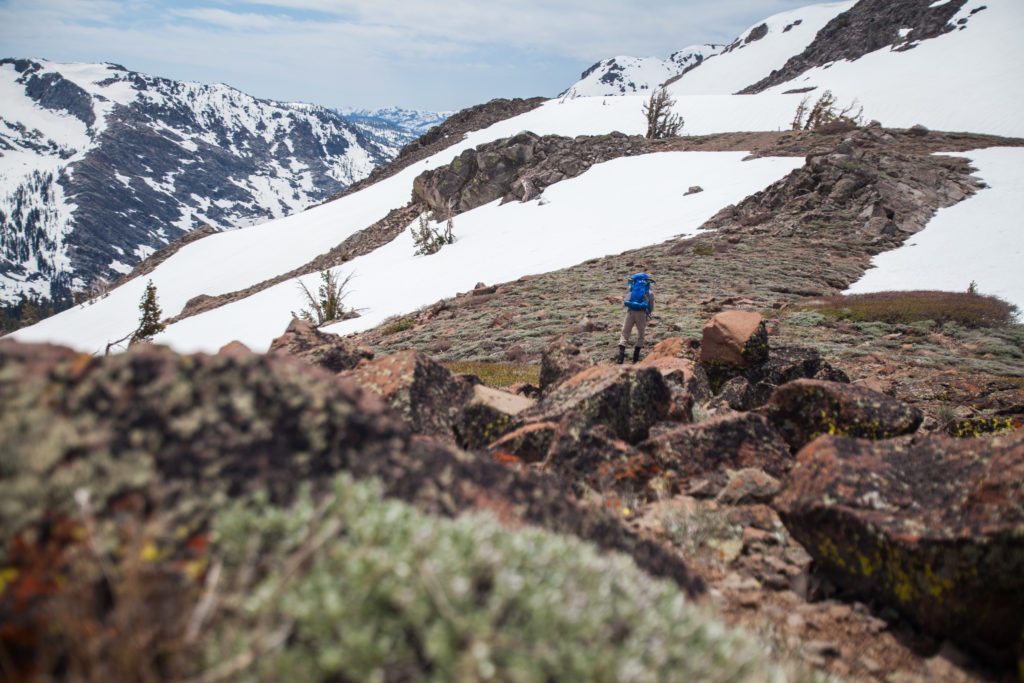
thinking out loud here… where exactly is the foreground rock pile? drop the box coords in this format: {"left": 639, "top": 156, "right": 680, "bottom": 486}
{"left": 1, "top": 306, "right": 1020, "bottom": 680}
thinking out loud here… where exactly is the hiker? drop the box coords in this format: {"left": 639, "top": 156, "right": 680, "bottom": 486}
{"left": 618, "top": 272, "right": 654, "bottom": 364}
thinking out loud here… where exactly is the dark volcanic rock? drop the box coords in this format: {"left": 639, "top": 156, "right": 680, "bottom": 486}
{"left": 539, "top": 336, "right": 594, "bottom": 395}
{"left": 342, "top": 350, "right": 472, "bottom": 439}
{"left": 762, "top": 379, "right": 923, "bottom": 450}
{"left": 543, "top": 417, "right": 672, "bottom": 502}
{"left": 640, "top": 413, "right": 792, "bottom": 493}
{"left": 775, "top": 432, "right": 1024, "bottom": 665}
{"left": 269, "top": 318, "right": 372, "bottom": 372}
{"left": 522, "top": 365, "right": 671, "bottom": 443}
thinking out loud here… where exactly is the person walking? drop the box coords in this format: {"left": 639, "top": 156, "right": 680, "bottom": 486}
{"left": 618, "top": 272, "right": 654, "bottom": 364}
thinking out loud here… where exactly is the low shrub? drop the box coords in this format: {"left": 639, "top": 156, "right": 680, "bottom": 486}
{"left": 381, "top": 316, "right": 417, "bottom": 335}
{"left": 813, "top": 291, "right": 1018, "bottom": 328}
{"left": 444, "top": 360, "right": 540, "bottom": 388}
{"left": 203, "top": 474, "right": 823, "bottom": 682}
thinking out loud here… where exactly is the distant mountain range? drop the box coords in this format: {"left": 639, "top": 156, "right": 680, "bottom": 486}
{"left": 0, "top": 59, "right": 448, "bottom": 306}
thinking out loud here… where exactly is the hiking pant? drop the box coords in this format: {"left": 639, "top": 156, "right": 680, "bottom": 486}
{"left": 619, "top": 309, "right": 648, "bottom": 348}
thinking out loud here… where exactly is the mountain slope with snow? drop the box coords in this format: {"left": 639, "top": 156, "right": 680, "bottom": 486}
{"left": 561, "top": 45, "right": 724, "bottom": 98}
{"left": 9, "top": 0, "right": 1024, "bottom": 355}
{"left": 0, "top": 59, "right": 403, "bottom": 306}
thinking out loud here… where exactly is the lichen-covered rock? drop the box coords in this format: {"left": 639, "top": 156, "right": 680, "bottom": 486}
{"left": 775, "top": 432, "right": 1024, "bottom": 665}
{"left": 269, "top": 318, "right": 372, "bottom": 372}
{"left": 487, "top": 421, "right": 560, "bottom": 463}
{"left": 454, "top": 384, "right": 534, "bottom": 450}
{"left": 762, "top": 379, "right": 923, "bottom": 450}
{"left": 639, "top": 337, "right": 710, "bottom": 414}
{"left": 538, "top": 336, "right": 593, "bottom": 395}
{"left": 0, "top": 341, "right": 701, "bottom": 676}
{"left": 522, "top": 365, "right": 671, "bottom": 443}
{"left": 945, "top": 416, "right": 1023, "bottom": 438}
{"left": 640, "top": 413, "right": 792, "bottom": 494}
{"left": 699, "top": 311, "right": 769, "bottom": 369}
{"left": 342, "top": 349, "right": 472, "bottom": 439}
{"left": 543, "top": 416, "right": 674, "bottom": 502}
{"left": 708, "top": 346, "right": 849, "bottom": 411}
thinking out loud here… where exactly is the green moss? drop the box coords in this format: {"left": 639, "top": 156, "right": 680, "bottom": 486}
{"left": 443, "top": 361, "right": 540, "bottom": 388}
{"left": 381, "top": 316, "right": 417, "bottom": 335}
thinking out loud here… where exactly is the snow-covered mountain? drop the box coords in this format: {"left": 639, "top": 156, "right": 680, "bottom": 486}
{"left": 561, "top": 45, "right": 724, "bottom": 98}
{"left": 0, "top": 59, "right": 405, "bottom": 305}
{"left": 10, "top": 0, "right": 1024, "bottom": 354}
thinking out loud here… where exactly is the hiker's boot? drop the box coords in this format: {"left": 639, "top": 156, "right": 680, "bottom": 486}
{"left": 632, "top": 346, "right": 642, "bottom": 363}
{"left": 616, "top": 345, "right": 626, "bottom": 364}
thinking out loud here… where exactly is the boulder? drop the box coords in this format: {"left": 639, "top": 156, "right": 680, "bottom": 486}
{"left": 486, "top": 421, "right": 559, "bottom": 463}
{"left": 640, "top": 413, "right": 792, "bottom": 494}
{"left": 538, "top": 336, "right": 593, "bottom": 395}
{"left": 762, "top": 379, "right": 923, "bottom": 450}
{"left": 269, "top": 318, "right": 372, "bottom": 373}
{"left": 454, "top": 384, "right": 535, "bottom": 450}
{"left": 699, "top": 311, "right": 769, "bottom": 369}
{"left": 543, "top": 416, "right": 674, "bottom": 502}
{"left": 522, "top": 365, "right": 671, "bottom": 443}
{"left": 342, "top": 350, "right": 472, "bottom": 438}
{"left": 639, "top": 337, "right": 712, "bottom": 408}
{"left": 711, "top": 347, "right": 850, "bottom": 411}
{"left": 775, "top": 432, "right": 1024, "bottom": 665}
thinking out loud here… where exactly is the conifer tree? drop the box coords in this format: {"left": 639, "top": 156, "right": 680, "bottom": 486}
{"left": 642, "top": 88, "right": 684, "bottom": 139}
{"left": 131, "top": 280, "right": 165, "bottom": 344}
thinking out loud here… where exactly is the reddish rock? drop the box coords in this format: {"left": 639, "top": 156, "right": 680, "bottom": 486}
{"left": 486, "top": 421, "right": 559, "bottom": 463}
{"left": 762, "top": 379, "right": 922, "bottom": 450}
{"left": 640, "top": 413, "right": 792, "bottom": 493}
{"left": 522, "top": 364, "right": 671, "bottom": 443}
{"left": 538, "top": 336, "right": 593, "bottom": 395}
{"left": 269, "top": 318, "right": 372, "bottom": 372}
{"left": 775, "top": 432, "right": 1024, "bottom": 666}
{"left": 453, "top": 384, "right": 534, "bottom": 450}
{"left": 699, "top": 311, "right": 769, "bottom": 368}
{"left": 639, "top": 337, "right": 712, "bottom": 409}
{"left": 343, "top": 350, "right": 472, "bottom": 438}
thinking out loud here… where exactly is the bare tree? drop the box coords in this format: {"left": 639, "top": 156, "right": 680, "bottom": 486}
{"left": 642, "top": 88, "right": 684, "bottom": 139}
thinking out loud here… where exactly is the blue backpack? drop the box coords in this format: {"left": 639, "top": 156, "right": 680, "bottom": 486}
{"left": 624, "top": 273, "right": 652, "bottom": 311}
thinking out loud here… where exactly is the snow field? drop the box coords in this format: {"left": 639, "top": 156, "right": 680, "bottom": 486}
{"left": 846, "top": 147, "right": 1024, "bottom": 313}
{"left": 154, "top": 152, "right": 803, "bottom": 353}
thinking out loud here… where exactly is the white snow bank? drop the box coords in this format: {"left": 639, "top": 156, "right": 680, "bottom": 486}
{"left": 846, "top": 147, "right": 1024, "bottom": 313}
{"left": 669, "top": 2, "right": 856, "bottom": 96}
{"left": 154, "top": 152, "right": 803, "bottom": 353}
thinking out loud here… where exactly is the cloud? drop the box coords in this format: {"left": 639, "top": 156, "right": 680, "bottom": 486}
{"left": 0, "top": 0, "right": 819, "bottom": 109}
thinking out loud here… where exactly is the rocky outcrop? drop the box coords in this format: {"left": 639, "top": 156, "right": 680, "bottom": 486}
{"left": 341, "top": 350, "right": 472, "bottom": 439}
{"left": 522, "top": 365, "right": 672, "bottom": 443}
{"left": 709, "top": 346, "right": 849, "bottom": 412}
{"left": 539, "top": 337, "right": 594, "bottom": 395}
{"left": 412, "top": 131, "right": 649, "bottom": 216}
{"left": 775, "top": 431, "right": 1024, "bottom": 665}
{"left": 762, "top": 379, "right": 923, "bottom": 450}
{"left": 640, "top": 413, "right": 792, "bottom": 494}
{"left": 739, "top": 0, "right": 970, "bottom": 94}
{"left": 269, "top": 318, "right": 373, "bottom": 372}
{"left": 487, "top": 421, "right": 559, "bottom": 463}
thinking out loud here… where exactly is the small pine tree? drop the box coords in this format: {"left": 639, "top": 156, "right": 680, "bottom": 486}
{"left": 642, "top": 88, "right": 684, "bottom": 139}
{"left": 293, "top": 269, "right": 353, "bottom": 325}
{"left": 792, "top": 90, "right": 864, "bottom": 130}
{"left": 411, "top": 211, "right": 455, "bottom": 256}
{"left": 18, "top": 299, "right": 39, "bottom": 327}
{"left": 130, "top": 280, "right": 165, "bottom": 344}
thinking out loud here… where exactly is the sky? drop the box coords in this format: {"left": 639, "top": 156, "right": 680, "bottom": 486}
{"left": 0, "top": 0, "right": 822, "bottom": 112}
